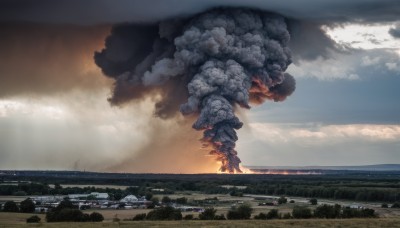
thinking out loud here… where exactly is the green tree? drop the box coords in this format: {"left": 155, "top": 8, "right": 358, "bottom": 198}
{"left": 282, "top": 212, "right": 292, "bottom": 219}
{"left": 341, "top": 207, "right": 357, "bottom": 218}
{"left": 176, "top": 197, "right": 187, "bottom": 204}
{"left": 229, "top": 188, "right": 243, "bottom": 197}
{"left": 183, "top": 214, "right": 194, "bottom": 220}
{"left": 113, "top": 192, "right": 123, "bottom": 201}
{"left": 266, "top": 209, "right": 279, "bottom": 219}
{"left": 360, "top": 208, "right": 375, "bottom": 218}
{"left": 148, "top": 196, "right": 159, "bottom": 208}
{"left": 132, "top": 213, "right": 147, "bottom": 220}
{"left": 46, "top": 199, "right": 80, "bottom": 222}
{"left": 199, "top": 207, "right": 217, "bottom": 220}
{"left": 278, "top": 196, "right": 287, "bottom": 204}
{"left": 146, "top": 206, "right": 182, "bottom": 220}
{"left": 162, "top": 196, "right": 172, "bottom": 204}
{"left": 87, "top": 195, "right": 97, "bottom": 200}
{"left": 227, "top": 204, "right": 253, "bottom": 220}
{"left": 292, "top": 206, "right": 312, "bottom": 219}
{"left": 26, "top": 215, "right": 41, "bottom": 223}
{"left": 47, "top": 208, "right": 85, "bottom": 222}
{"left": 20, "top": 198, "right": 35, "bottom": 213}
{"left": 126, "top": 186, "right": 139, "bottom": 195}
{"left": 254, "top": 212, "right": 267, "bottom": 220}
{"left": 214, "top": 214, "right": 226, "bottom": 220}
{"left": 89, "top": 212, "right": 104, "bottom": 222}
{"left": 310, "top": 198, "right": 318, "bottom": 205}
{"left": 391, "top": 202, "right": 400, "bottom": 208}
{"left": 3, "top": 201, "right": 19, "bottom": 212}
{"left": 314, "top": 204, "right": 341, "bottom": 218}
{"left": 145, "top": 192, "right": 153, "bottom": 201}
{"left": 54, "top": 183, "right": 62, "bottom": 190}
{"left": 55, "top": 199, "right": 78, "bottom": 211}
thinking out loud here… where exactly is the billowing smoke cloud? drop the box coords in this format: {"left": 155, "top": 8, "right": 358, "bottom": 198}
{"left": 95, "top": 8, "right": 296, "bottom": 173}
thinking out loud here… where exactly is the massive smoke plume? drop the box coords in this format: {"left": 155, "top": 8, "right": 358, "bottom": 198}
{"left": 95, "top": 8, "right": 296, "bottom": 173}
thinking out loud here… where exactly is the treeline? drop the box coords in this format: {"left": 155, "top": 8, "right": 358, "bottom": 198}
{"left": 254, "top": 204, "right": 376, "bottom": 220}
{"left": 241, "top": 185, "right": 400, "bottom": 202}
{"left": 1, "top": 199, "right": 35, "bottom": 213}
{"left": 180, "top": 180, "right": 400, "bottom": 202}
{"left": 46, "top": 200, "right": 103, "bottom": 222}
{"left": 120, "top": 203, "right": 376, "bottom": 221}
{"left": 201, "top": 184, "right": 400, "bottom": 202}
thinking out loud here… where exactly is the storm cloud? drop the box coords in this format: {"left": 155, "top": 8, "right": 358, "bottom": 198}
{"left": 389, "top": 24, "right": 400, "bottom": 38}
{"left": 1, "top": 0, "right": 400, "bottom": 24}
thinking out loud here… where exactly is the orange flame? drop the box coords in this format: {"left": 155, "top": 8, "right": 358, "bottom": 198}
{"left": 249, "top": 77, "right": 271, "bottom": 105}
{"left": 249, "top": 76, "right": 287, "bottom": 104}
{"left": 217, "top": 165, "right": 254, "bottom": 174}
{"left": 215, "top": 165, "right": 321, "bottom": 175}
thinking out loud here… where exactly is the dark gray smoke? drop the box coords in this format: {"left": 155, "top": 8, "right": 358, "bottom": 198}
{"left": 95, "top": 8, "right": 296, "bottom": 173}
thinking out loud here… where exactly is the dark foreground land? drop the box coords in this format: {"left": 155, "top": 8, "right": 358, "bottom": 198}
{"left": 0, "top": 215, "right": 399, "bottom": 228}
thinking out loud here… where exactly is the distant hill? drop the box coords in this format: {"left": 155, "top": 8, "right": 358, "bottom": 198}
{"left": 244, "top": 164, "right": 400, "bottom": 171}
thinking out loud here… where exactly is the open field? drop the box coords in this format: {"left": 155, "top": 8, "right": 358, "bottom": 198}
{"left": 0, "top": 213, "right": 46, "bottom": 224}
{"left": 0, "top": 216, "right": 399, "bottom": 228}
{"left": 0, "top": 196, "right": 28, "bottom": 203}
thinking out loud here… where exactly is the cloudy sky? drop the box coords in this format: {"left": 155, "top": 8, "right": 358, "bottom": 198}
{"left": 0, "top": 0, "right": 399, "bottom": 173}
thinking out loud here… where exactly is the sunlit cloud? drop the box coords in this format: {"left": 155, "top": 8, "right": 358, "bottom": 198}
{"left": 324, "top": 23, "right": 400, "bottom": 53}
{"left": 287, "top": 55, "right": 360, "bottom": 81}
{"left": 0, "top": 99, "right": 66, "bottom": 120}
{"left": 250, "top": 123, "right": 400, "bottom": 143}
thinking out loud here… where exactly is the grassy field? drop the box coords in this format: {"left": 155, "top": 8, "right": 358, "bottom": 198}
{"left": 0, "top": 196, "right": 30, "bottom": 203}
{"left": 0, "top": 217, "right": 400, "bottom": 228}
{"left": 0, "top": 213, "right": 46, "bottom": 224}
{"left": 0, "top": 212, "right": 400, "bottom": 227}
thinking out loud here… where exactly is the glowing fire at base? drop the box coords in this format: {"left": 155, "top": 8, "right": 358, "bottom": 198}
{"left": 216, "top": 166, "right": 255, "bottom": 174}
{"left": 216, "top": 165, "right": 321, "bottom": 175}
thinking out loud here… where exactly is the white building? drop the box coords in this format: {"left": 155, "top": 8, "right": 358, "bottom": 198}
{"left": 90, "top": 192, "right": 109, "bottom": 200}
{"left": 68, "top": 192, "right": 109, "bottom": 200}
{"left": 31, "top": 195, "right": 64, "bottom": 203}
{"left": 35, "top": 207, "right": 49, "bottom": 213}
{"left": 68, "top": 194, "right": 88, "bottom": 199}
{"left": 120, "top": 195, "right": 138, "bottom": 203}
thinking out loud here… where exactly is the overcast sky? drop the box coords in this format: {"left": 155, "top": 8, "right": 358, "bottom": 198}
{"left": 0, "top": 0, "right": 399, "bottom": 173}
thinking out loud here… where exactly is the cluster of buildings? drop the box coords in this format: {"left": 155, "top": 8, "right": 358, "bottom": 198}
{"left": 30, "top": 193, "right": 205, "bottom": 213}
{"left": 31, "top": 192, "right": 152, "bottom": 212}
